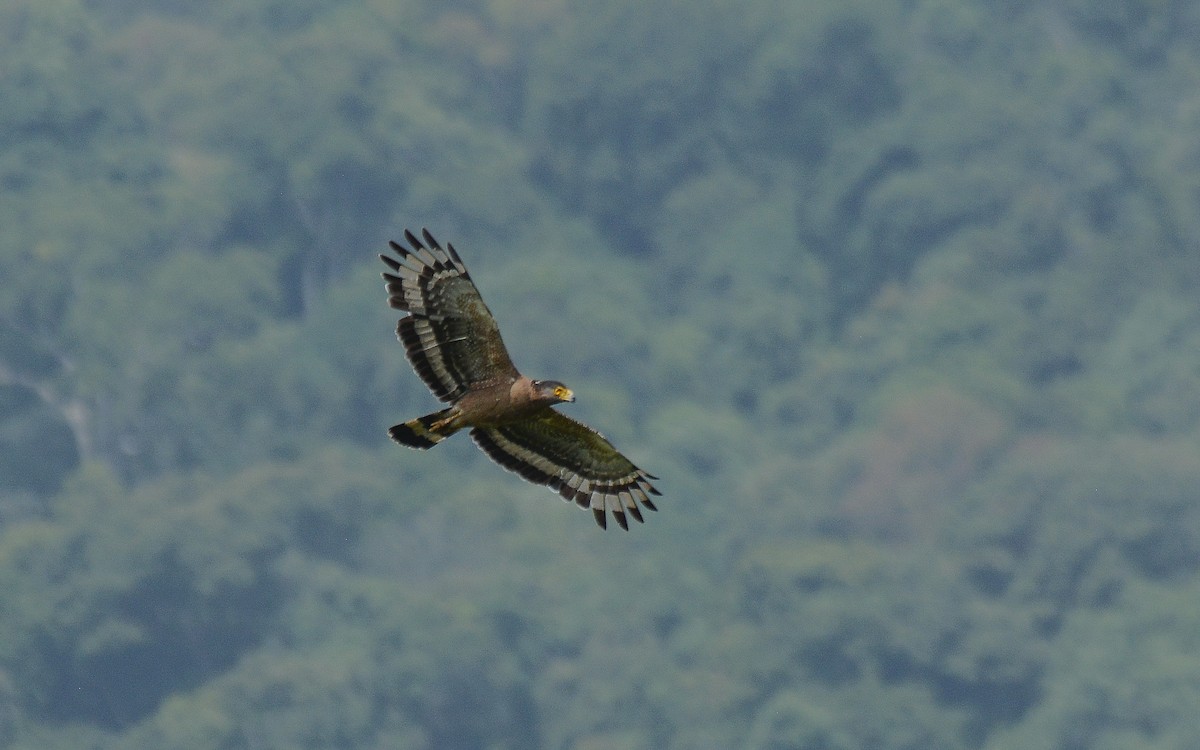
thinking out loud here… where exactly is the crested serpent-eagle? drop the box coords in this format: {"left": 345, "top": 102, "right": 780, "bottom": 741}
{"left": 380, "top": 229, "right": 660, "bottom": 530}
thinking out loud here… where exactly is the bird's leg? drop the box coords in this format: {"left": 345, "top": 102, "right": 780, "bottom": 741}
{"left": 429, "top": 408, "right": 460, "bottom": 432}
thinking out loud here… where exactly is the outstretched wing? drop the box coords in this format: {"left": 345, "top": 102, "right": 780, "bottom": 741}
{"left": 381, "top": 228, "right": 519, "bottom": 402}
{"left": 470, "top": 409, "right": 661, "bottom": 530}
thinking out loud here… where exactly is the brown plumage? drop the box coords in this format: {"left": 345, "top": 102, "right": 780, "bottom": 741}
{"left": 380, "top": 228, "right": 660, "bottom": 530}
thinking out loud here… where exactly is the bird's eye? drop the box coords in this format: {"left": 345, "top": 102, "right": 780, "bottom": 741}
{"left": 554, "top": 387, "right": 565, "bottom": 397}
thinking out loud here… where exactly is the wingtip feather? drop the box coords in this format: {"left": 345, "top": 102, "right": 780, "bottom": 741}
{"left": 613, "top": 508, "right": 629, "bottom": 531}
{"left": 404, "top": 228, "right": 426, "bottom": 250}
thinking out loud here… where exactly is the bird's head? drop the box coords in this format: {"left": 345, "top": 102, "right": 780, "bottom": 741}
{"left": 532, "top": 379, "right": 575, "bottom": 404}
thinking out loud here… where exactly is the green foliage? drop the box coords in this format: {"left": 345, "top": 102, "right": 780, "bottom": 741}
{"left": 0, "top": 384, "right": 77, "bottom": 495}
{"left": 2, "top": 0, "right": 1200, "bottom": 747}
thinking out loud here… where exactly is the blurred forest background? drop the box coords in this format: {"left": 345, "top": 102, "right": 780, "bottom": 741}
{"left": 2, "top": 0, "right": 1200, "bottom": 748}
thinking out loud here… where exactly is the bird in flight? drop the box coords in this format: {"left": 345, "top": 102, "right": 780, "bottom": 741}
{"left": 380, "top": 228, "right": 660, "bottom": 530}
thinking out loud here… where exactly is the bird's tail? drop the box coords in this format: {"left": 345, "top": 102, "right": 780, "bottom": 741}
{"left": 388, "top": 409, "right": 459, "bottom": 449}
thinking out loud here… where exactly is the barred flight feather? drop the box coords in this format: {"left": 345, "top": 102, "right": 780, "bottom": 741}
{"left": 470, "top": 422, "right": 659, "bottom": 530}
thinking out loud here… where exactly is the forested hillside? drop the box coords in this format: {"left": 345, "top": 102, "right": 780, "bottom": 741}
{"left": 3, "top": 0, "right": 1200, "bottom": 747}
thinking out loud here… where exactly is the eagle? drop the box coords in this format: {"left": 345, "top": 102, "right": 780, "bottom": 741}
{"left": 380, "top": 228, "right": 660, "bottom": 530}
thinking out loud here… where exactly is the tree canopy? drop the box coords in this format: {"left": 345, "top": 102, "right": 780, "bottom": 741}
{"left": 2, "top": 0, "right": 1200, "bottom": 747}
